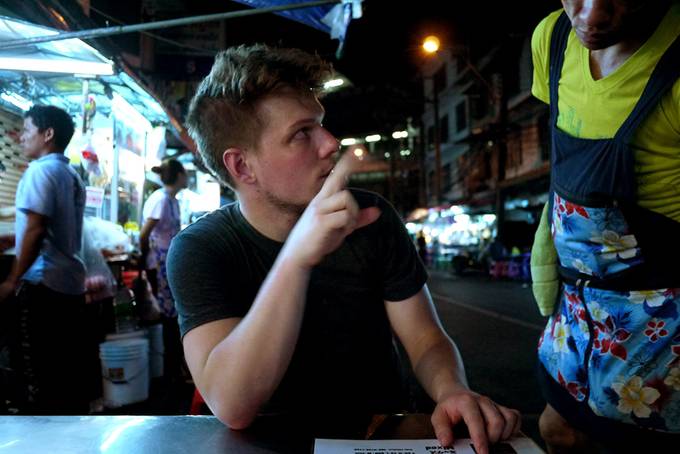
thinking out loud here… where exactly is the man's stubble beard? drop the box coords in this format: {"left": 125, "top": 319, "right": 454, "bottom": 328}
{"left": 261, "top": 187, "right": 308, "bottom": 218}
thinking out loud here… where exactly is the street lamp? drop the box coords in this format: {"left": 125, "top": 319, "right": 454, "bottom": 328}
{"left": 422, "top": 35, "right": 440, "bottom": 54}
{"left": 421, "top": 34, "right": 509, "bottom": 243}
{"left": 422, "top": 35, "right": 442, "bottom": 205}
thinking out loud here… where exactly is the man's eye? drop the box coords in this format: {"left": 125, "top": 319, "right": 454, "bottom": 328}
{"left": 293, "top": 128, "right": 310, "bottom": 139}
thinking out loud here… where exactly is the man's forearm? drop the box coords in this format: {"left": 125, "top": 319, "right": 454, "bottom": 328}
{"left": 200, "top": 252, "right": 312, "bottom": 428}
{"left": 413, "top": 336, "right": 470, "bottom": 403}
{"left": 6, "top": 226, "right": 43, "bottom": 286}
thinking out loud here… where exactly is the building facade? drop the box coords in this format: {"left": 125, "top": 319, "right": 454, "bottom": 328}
{"left": 421, "top": 35, "right": 550, "bottom": 250}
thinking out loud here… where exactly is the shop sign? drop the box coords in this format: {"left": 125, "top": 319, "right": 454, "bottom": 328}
{"left": 86, "top": 186, "right": 105, "bottom": 209}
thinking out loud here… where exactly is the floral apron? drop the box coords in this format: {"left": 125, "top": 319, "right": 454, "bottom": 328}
{"left": 147, "top": 191, "right": 181, "bottom": 318}
{"left": 537, "top": 12, "right": 680, "bottom": 432}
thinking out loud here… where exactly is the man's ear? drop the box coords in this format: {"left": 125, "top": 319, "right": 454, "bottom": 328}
{"left": 43, "top": 127, "right": 55, "bottom": 145}
{"left": 222, "top": 148, "right": 256, "bottom": 185}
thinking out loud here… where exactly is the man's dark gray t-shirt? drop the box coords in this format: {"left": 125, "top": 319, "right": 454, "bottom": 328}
{"left": 167, "top": 189, "right": 427, "bottom": 415}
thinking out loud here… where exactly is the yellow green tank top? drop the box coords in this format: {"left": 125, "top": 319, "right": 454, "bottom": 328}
{"left": 531, "top": 4, "right": 680, "bottom": 221}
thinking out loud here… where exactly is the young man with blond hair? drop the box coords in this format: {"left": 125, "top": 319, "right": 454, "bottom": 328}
{"left": 168, "top": 44, "right": 520, "bottom": 454}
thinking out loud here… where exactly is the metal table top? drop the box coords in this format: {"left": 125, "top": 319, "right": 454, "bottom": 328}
{"left": 0, "top": 415, "right": 305, "bottom": 454}
{"left": 0, "top": 414, "right": 540, "bottom": 453}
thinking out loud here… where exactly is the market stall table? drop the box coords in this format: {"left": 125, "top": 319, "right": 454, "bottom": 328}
{"left": 0, "top": 414, "right": 543, "bottom": 453}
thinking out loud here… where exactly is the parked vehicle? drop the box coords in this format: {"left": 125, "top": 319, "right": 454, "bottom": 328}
{"left": 450, "top": 245, "right": 488, "bottom": 276}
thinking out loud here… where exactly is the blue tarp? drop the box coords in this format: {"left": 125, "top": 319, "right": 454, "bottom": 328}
{"left": 230, "top": 0, "right": 361, "bottom": 57}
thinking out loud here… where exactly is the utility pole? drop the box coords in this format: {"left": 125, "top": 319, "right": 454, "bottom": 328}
{"left": 492, "top": 72, "right": 507, "bottom": 245}
{"left": 422, "top": 35, "right": 443, "bottom": 206}
{"left": 432, "top": 80, "right": 441, "bottom": 205}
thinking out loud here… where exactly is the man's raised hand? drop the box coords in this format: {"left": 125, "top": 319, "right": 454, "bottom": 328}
{"left": 283, "top": 152, "right": 382, "bottom": 269}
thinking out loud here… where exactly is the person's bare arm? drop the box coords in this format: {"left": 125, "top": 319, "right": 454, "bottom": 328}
{"left": 386, "top": 286, "right": 521, "bottom": 454}
{"left": 182, "top": 153, "right": 381, "bottom": 429}
{"left": 0, "top": 211, "right": 47, "bottom": 302}
{"left": 139, "top": 218, "right": 158, "bottom": 262}
{"left": 183, "top": 252, "right": 311, "bottom": 428}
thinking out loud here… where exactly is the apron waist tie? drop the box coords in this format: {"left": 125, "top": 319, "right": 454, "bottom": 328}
{"left": 558, "top": 265, "right": 680, "bottom": 292}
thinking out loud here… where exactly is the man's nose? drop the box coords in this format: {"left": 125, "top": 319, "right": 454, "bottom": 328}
{"left": 318, "top": 128, "right": 340, "bottom": 159}
{"left": 578, "top": 0, "right": 612, "bottom": 30}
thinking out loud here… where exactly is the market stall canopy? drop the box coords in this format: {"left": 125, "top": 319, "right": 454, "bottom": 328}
{"left": 0, "top": 16, "right": 168, "bottom": 128}
{"left": 231, "top": 0, "right": 363, "bottom": 56}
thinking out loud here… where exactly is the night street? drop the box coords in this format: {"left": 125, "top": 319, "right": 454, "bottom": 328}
{"left": 3, "top": 0, "right": 679, "bottom": 452}
{"left": 427, "top": 269, "right": 546, "bottom": 447}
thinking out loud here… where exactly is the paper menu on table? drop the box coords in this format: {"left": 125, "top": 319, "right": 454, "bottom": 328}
{"left": 314, "top": 438, "right": 544, "bottom": 454}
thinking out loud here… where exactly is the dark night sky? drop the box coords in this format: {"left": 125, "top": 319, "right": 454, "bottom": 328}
{"left": 182, "top": 0, "right": 563, "bottom": 95}
{"left": 324, "top": 0, "right": 562, "bottom": 135}
{"left": 335, "top": 0, "right": 561, "bottom": 89}
{"left": 84, "top": 0, "right": 563, "bottom": 135}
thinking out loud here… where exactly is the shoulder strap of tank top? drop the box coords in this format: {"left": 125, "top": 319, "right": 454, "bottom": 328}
{"left": 548, "top": 11, "right": 572, "bottom": 126}
{"left": 548, "top": 12, "right": 571, "bottom": 224}
{"left": 614, "top": 33, "right": 680, "bottom": 144}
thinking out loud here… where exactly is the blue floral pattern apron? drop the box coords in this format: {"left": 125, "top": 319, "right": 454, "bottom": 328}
{"left": 537, "top": 13, "right": 680, "bottom": 432}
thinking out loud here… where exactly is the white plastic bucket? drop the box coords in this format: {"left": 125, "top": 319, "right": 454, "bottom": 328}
{"left": 99, "top": 338, "right": 149, "bottom": 407}
{"left": 105, "top": 329, "right": 146, "bottom": 342}
{"left": 147, "top": 323, "right": 164, "bottom": 378}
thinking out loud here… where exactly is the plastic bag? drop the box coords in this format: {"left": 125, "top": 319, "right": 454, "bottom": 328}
{"left": 81, "top": 216, "right": 117, "bottom": 303}
{"left": 83, "top": 216, "right": 132, "bottom": 255}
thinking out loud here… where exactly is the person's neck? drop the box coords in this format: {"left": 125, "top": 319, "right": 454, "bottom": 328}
{"left": 238, "top": 194, "right": 301, "bottom": 243}
{"left": 589, "top": 1, "right": 671, "bottom": 79}
{"left": 164, "top": 185, "right": 181, "bottom": 198}
{"left": 35, "top": 149, "right": 61, "bottom": 159}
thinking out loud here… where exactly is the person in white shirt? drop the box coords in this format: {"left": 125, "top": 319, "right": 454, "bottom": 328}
{"left": 140, "top": 158, "right": 187, "bottom": 382}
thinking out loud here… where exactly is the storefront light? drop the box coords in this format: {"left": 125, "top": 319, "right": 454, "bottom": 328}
{"left": 145, "top": 126, "right": 166, "bottom": 170}
{"left": 0, "top": 91, "right": 32, "bottom": 111}
{"left": 440, "top": 225, "right": 456, "bottom": 245}
{"left": 0, "top": 57, "right": 114, "bottom": 75}
{"left": 118, "top": 148, "right": 145, "bottom": 189}
{"left": 450, "top": 205, "right": 465, "bottom": 215}
{"left": 112, "top": 93, "right": 151, "bottom": 132}
{"left": 454, "top": 214, "right": 470, "bottom": 225}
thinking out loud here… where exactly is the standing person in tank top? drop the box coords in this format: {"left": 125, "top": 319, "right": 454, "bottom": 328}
{"left": 529, "top": 1, "right": 680, "bottom": 451}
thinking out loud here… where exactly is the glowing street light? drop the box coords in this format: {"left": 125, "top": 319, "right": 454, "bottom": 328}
{"left": 422, "top": 35, "right": 440, "bottom": 54}
{"left": 323, "top": 78, "right": 344, "bottom": 89}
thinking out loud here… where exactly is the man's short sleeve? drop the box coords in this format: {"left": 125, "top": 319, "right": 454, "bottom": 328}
{"left": 167, "top": 227, "right": 248, "bottom": 338}
{"left": 377, "top": 198, "right": 428, "bottom": 302}
{"left": 531, "top": 11, "right": 563, "bottom": 105}
{"left": 16, "top": 164, "right": 55, "bottom": 217}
